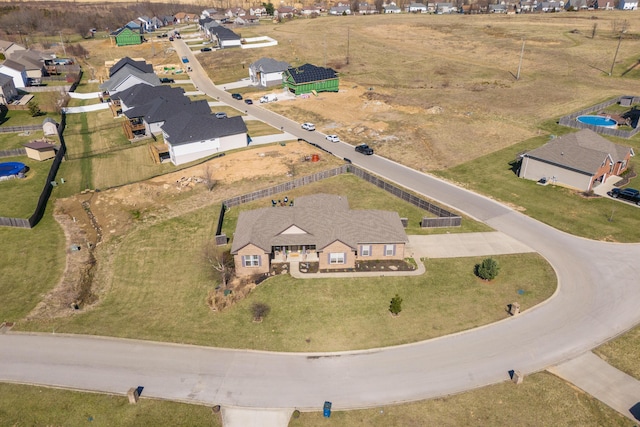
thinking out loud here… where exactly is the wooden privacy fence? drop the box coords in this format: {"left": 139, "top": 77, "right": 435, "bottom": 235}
{"left": 0, "top": 114, "right": 67, "bottom": 229}
{"left": 0, "top": 148, "right": 26, "bottom": 158}
{"left": 558, "top": 95, "right": 640, "bottom": 139}
{"left": 215, "top": 164, "right": 461, "bottom": 243}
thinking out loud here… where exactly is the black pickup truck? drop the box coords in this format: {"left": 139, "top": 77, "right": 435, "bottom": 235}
{"left": 608, "top": 188, "right": 640, "bottom": 205}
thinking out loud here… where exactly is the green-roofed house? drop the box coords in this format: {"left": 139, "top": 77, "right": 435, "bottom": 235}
{"left": 283, "top": 63, "right": 339, "bottom": 95}
{"left": 110, "top": 27, "right": 143, "bottom": 47}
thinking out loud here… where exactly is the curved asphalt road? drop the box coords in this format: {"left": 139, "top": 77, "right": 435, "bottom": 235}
{"left": 2, "top": 40, "right": 640, "bottom": 411}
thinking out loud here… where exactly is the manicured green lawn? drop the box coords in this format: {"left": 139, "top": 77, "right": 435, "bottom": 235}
{"left": 0, "top": 383, "right": 219, "bottom": 427}
{"left": 246, "top": 120, "right": 284, "bottom": 137}
{"left": 18, "top": 184, "right": 553, "bottom": 351}
{"left": 435, "top": 133, "right": 640, "bottom": 242}
{"left": 0, "top": 108, "right": 60, "bottom": 127}
{"left": 0, "top": 130, "right": 46, "bottom": 151}
{"left": 291, "top": 372, "right": 633, "bottom": 427}
{"left": 0, "top": 208, "right": 65, "bottom": 321}
{"left": 0, "top": 156, "right": 55, "bottom": 218}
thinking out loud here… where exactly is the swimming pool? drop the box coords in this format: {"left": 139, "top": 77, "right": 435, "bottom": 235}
{"left": 0, "top": 162, "right": 27, "bottom": 177}
{"left": 577, "top": 115, "right": 617, "bottom": 128}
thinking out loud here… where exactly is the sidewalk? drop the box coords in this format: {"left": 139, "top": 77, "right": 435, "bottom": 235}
{"left": 548, "top": 351, "right": 640, "bottom": 423}
{"left": 221, "top": 407, "right": 293, "bottom": 427}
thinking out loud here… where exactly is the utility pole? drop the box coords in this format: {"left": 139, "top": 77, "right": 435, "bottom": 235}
{"left": 59, "top": 31, "right": 67, "bottom": 57}
{"left": 516, "top": 38, "right": 525, "bottom": 80}
{"left": 610, "top": 33, "right": 623, "bottom": 77}
{"left": 346, "top": 27, "right": 350, "bottom": 65}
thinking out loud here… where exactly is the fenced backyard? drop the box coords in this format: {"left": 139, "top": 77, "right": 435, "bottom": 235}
{"left": 558, "top": 95, "right": 640, "bottom": 138}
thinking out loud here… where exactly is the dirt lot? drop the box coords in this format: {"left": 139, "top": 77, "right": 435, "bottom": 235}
{"left": 29, "top": 143, "right": 333, "bottom": 319}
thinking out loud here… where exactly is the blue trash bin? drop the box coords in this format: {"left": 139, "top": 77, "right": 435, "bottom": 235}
{"left": 323, "top": 401, "right": 332, "bottom": 418}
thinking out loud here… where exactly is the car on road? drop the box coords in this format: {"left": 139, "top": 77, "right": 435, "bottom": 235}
{"left": 245, "top": 99, "right": 253, "bottom": 105}
{"left": 355, "top": 144, "right": 374, "bottom": 155}
{"left": 325, "top": 134, "right": 340, "bottom": 143}
{"left": 301, "top": 122, "right": 316, "bottom": 131}
{"left": 200, "top": 47, "right": 212, "bottom": 52}
{"left": 608, "top": 187, "right": 640, "bottom": 205}
{"left": 181, "top": 56, "right": 189, "bottom": 63}
{"left": 231, "top": 93, "right": 243, "bottom": 100}
{"left": 160, "top": 77, "right": 174, "bottom": 84}
{"left": 169, "top": 37, "right": 174, "bottom": 41}
{"left": 215, "top": 112, "right": 227, "bottom": 119}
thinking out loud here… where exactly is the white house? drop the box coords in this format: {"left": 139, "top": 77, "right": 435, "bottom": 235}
{"left": 384, "top": 3, "right": 402, "bottom": 12}
{"left": 0, "top": 72, "right": 18, "bottom": 104}
{"left": 162, "top": 113, "right": 248, "bottom": 165}
{"left": 407, "top": 2, "right": 428, "bottom": 12}
{"left": 0, "top": 59, "right": 27, "bottom": 89}
{"left": 249, "top": 58, "right": 291, "bottom": 87}
{"left": 618, "top": 0, "right": 638, "bottom": 9}
{"left": 436, "top": 2, "right": 456, "bottom": 12}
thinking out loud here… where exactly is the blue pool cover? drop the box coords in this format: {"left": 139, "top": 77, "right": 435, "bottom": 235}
{"left": 0, "top": 162, "right": 27, "bottom": 177}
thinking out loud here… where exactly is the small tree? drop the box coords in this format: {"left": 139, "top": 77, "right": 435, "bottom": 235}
{"left": 476, "top": 258, "right": 500, "bottom": 281}
{"left": 203, "top": 242, "right": 233, "bottom": 288}
{"left": 251, "top": 302, "right": 271, "bottom": 322}
{"left": 28, "top": 101, "right": 41, "bottom": 117}
{"left": 202, "top": 164, "right": 217, "bottom": 192}
{"left": 389, "top": 294, "right": 403, "bottom": 316}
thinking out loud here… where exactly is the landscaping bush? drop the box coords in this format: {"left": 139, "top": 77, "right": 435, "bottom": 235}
{"left": 476, "top": 258, "right": 500, "bottom": 281}
{"left": 251, "top": 302, "right": 271, "bottom": 322}
{"left": 389, "top": 294, "right": 403, "bottom": 316}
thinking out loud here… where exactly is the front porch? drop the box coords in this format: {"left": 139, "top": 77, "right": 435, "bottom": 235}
{"left": 272, "top": 245, "right": 318, "bottom": 263}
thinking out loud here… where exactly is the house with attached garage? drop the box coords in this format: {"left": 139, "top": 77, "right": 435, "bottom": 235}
{"left": 113, "top": 84, "right": 210, "bottom": 139}
{"left": 208, "top": 26, "right": 242, "bottom": 49}
{"left": 407, "top": 2, "right": 428, "bottom": 12}
{"left": 7, "top": 50, "right": 47, "bottom": 86}
{"left": 249, "top": 57, "right": 291, "bottom": 87}
{"left": 231, "top": 194, "right": 408, "bottom": 277}
{"left": 518, "top": 129, "right": 634, "bottom": 192}
{"left": 100, "top": 59, "right": 160, "bottom": 113}
{"left": 161, "top": 112, "right": 248, "bottom": 165}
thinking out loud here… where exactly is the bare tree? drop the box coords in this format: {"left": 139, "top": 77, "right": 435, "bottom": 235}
{"left": 202, "top": 164, "right": 218, "bottom": 192}
{"left": 251, "top": 302, "right": 271, "bottom": 322}
{"left": 203, "top": 242, "right": 234, "bottom": 289}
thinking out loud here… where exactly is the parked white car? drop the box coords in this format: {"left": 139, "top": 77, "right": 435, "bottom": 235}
{"left": 301, "top": 122, "right": 316, "bottom": 131}
{"left": 325, "top": 134, "right": 340, "bottom": 142}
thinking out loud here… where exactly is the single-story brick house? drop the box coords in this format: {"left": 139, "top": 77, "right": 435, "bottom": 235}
{"left": 231, "top": 194, "right": 408, "bottom": 277}
{"left": 519, "top": 129, "right": 635, "bottom": 191}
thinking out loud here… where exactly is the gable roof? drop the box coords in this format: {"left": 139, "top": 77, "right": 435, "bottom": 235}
{"left": 100, "top": 66, "right": 160, "bottom": 92}
{"left": 0, "top": 59, "right": 26, "bottom": 73}
{"left": 523, "top": 129, "right": 634, "bottom": 175}
{"left": 231, "top": 194, "right": 408, "bottom": 254}
{"left": 126, "top": 96, "right": 210, "bottom": 124}
{"left": 285, "top": 64, "right": 338, "bottom": 84}
{"left": 162, "top": 114, "right": 247, "bottom": 145}
{"left": 113, "top": 83, "right": 183, "bottom": 105}
{"left": 109, "top": 57, "right": 154, "bottom": 77}
{"left": 250, "top": 57, "right": 291, "bottom": 73}
{"left": 209, "top": 26, "right": 241, "bottom": 41}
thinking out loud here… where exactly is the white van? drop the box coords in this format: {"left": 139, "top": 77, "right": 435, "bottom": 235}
{"left": 260, "top": 94, "right": 278, "bottom": 103}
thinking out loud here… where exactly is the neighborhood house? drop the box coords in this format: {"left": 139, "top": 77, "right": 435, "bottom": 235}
{"left": 519, "top": 129, "right": 634, "bottom": 191}
{"left": 282, "top": 63, "right": 339, "bottom": 95}
{"left": 231, "top": 194, "right": 408, "bottom": 277}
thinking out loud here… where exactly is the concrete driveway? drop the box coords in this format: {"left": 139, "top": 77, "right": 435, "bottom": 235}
{"left": 408, "top": 232, "right": 535, "bottom": 259}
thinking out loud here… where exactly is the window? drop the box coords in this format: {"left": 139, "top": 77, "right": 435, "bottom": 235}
{"left": 385, "top": 244, "right": 395, "bottom": 256}
{"left": 243, "top": 255, "right": 260, "bottom": 267}
{"left": 329, "top": 253, "right": 345, "bottom": 264}
{"left": 361, "top": 245, "right": 371, "bottom": 256}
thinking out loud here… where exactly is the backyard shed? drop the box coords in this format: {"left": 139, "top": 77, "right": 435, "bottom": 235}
{"left": 24, "top": 140, "right": 56, "bottom": 161}
{"left": 42, "top": 117, "right": 58, "bottom": 136}
{"left": 283, "top": 64, "right": 339, "bottom": 95}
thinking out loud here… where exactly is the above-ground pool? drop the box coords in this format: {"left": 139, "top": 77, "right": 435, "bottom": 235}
{"left": 577, "top": 115, "right": 617, "bottom": 128}
{"left": 0, "top": 162, "right": 27, "bottom": 177}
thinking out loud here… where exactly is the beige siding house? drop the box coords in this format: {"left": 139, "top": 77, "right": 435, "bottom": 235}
{"left": 231, "top": 194, "right": 408, "bottom": 277}
{"left": 519, "top": 129, "right": 634, "bottom": 191}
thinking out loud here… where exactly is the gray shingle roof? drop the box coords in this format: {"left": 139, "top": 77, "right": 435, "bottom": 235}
{"left": 209, "top": 26, "right": 241, "bottom": 41}
{"left": 523, "top": 129, "right": 633, "bottom": 174}
{"left": 250, "top": 57, "right": 291, "bottom": 74}
{"left": 1, "top": 59, "right": 25, "bottom": 72}
{"left": 100, "top": 66, "right": 160, "bottom": 91}
{"left": 114, "top": 83, "right": 184, "bottom": 106}
{"left": 231, "top": 194, "right": 408, "bottom": 254}
{"left": 109, "top": 57, "right": 154, "bottom": 77}
{"left": 162, "top": 114, "right": 247, "bottom": 145}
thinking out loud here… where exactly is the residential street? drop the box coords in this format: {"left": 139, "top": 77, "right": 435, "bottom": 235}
{"left": 2, "top": 37, "right": 640, "bottom": 421}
